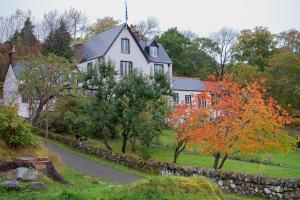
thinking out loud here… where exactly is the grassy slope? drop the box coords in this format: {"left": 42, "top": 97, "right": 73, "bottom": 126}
{"left": 86, "top": 130, "right": 300, "bottom": 179}
{"left": 0, "top": 142, "right": 265, "bottom": 200}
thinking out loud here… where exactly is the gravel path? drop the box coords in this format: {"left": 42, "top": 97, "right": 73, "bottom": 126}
{"left": 46, "top": 142, "right": 141, "bottom": 184}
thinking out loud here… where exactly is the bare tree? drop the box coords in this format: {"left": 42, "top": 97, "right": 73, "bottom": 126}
{"left": 34, "top": 10, "right": 60, "bottom": 41}
{"left": 63, "top": 7, "right": 88, "bottom": 39}
{"left": 198, "top": 27, "right": 237, "bottom": 80}
{"left": 210, "top": 27, "right": 237, "bottom": 79}
{"left": 35, "top": 8, "right": 89, "bottom": 42}
{"left": 133, "top": 17, "right": 160, "bottom": 41}
{"left": 0, "top": 9, "right": 31, "bottom": 42}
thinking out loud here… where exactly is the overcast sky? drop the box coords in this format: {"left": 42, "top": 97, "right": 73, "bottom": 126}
{"left": 1, "top": 0, "right": 299, "bottom": 36}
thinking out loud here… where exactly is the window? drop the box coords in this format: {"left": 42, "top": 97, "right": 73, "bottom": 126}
{"left": 150, "top": 46, "right": 158, "bottom": 57}
{"left": 121, "top": 38, "right": 130, "bottom": 53}
{"left": 87, "top": 62, "right": 93, "bottom": 73}
{"left": 185, "top": 95, "right": 191, "bottom": 105}
{"left": 198, "top": 99, "right": 207, "bottom": 107}
{"left": 173, "top": 93, "right": 179, "bottom": 105}
{"left": 154, "top": 64, "right": 164, "bottom": 74}
{"left": 120, "top": 61, "right": 132, "bottom": 76}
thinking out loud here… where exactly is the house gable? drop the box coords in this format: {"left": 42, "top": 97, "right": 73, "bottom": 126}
{"left": 3, "top": 64, "right": 19, "bottom": 103}
{"left": 105, "top": 25, "right": 151, "bottom": 76}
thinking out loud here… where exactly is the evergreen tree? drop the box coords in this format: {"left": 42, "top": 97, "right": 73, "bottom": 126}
{"left": 42, "top": 20, "right": 74, "bottom": 60}
{"left": 10, "top": 17, "right": 38, "bottom": 46}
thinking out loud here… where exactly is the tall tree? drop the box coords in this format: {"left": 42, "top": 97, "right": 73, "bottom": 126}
{"left": 115, "top": 71, "right": 171, "bottom": 153}
{"left": 0, "top": 9, "right": 31, "bottom": 43}
{"left": 267, "top": 51, "right": 300, "bottom": 110}
{"left": 277, "top": 29, "right": 300, "bottom": 55}
{"left": 186, "top": 39, "right": 217, "bottom": 80}
{"left": 198, "top": 27, "right": 237, "bottom": 80}
{"left": 10, "top": 17, "right": 39, "bottom": 46}
{"left": 19, "top": 53, "right": 72, "bottom": 144}
{"left": 85, "top": 17, "right": 120, "bottom": 39}
{"left": 80, "top": 60, "right": 118, "bottom": 150}
{"left": 42, "top": 20, "right": 74, "bottom": 60}
{"left": 156, "top": 28, "right": 195, "bottom": 76}
{"left": 233, "top": 26, "right": 276, "bottom": 71}
{"left": 170, "top": 75, "right": 295, "bottom": 168}
{"left": 131, "top": 17, "right": 160, "bottom": 41}
{"left": 63, "top": 7, "right": 88, "bottom": 39}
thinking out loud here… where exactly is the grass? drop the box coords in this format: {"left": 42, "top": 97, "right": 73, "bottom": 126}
{"left": 84, "top": 130, "right": 300, "bottom": 179}
{"left": 0, "top": 136, "right": 266, "bottom": 200}
{"left": 0, "top": 166, "right": 225, "bottom": 200}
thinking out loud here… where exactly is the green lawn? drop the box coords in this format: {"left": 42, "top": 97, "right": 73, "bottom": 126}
{"left": 86, "top": 130, "right": 300, "bottom": 179}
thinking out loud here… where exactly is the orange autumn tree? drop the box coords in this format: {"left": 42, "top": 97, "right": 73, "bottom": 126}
{"left": 169, "top": 75, "right": 295, "bottom": 169}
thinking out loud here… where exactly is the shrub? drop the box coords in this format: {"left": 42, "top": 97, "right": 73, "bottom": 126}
{"left": 0, "top": 105, "right": 34, "bottom": 148}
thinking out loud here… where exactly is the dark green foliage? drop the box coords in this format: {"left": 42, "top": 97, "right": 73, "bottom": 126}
{"left": 115, "top": 71, "right": 171, "bottom": 153}
{"left": 156, "top": 28, "right": 216, "bottom": 78}
{"left": 80, "top": 61, "right": 118, "bottom": 150}
{"left": 187, "top": 39, "right": 218, "bottom": 80}
{"left": 233, "top": 26, "right": 276, "bottom": 71}
{"left": 229, "top": 64, "right": 265, "bottom": 86}
{"left": 0, "top": 105, "right": 34, "bottom": 148}
{"left": 10, "top": 17, "right": 39, "bottom": 46}
{"left": 267, "top": 51, "right": 300, "bottom": 110}
{"left": 39, "top": 95, "right": 86, "bottom": 135}
{"left": 155, "top": 28, "right": 195, "bottom": 76}
{"left": 42, "top": 20, "right": 74, "bottom": 61}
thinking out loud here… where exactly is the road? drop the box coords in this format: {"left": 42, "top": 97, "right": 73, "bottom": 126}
{"left": 46, "top": 142, "right": 141, "bottom": 184}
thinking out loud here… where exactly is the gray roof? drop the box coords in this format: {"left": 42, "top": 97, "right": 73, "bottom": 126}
{"left": 139, "top": 41, "right": 172, "bottom": 64}
{"left": 80, "top": 23, "right": 126, "bottom": 62}
{"left": 80, "top": 24, "right": 172, "bottom": 64}
{"left": 172, "top": 77, "right": 206, "bottom": 91}
{"left": 12, "top": 63, "right": 26, "bottom": 78}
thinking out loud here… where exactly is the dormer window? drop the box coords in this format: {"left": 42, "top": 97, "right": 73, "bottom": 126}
{"left": 121, "top": 38, "right": 130, "bottom": 53}
{"left": 150, "top": 46, "right": 158, "bottom": 57}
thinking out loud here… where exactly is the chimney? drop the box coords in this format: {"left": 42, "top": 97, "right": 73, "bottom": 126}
{"left": 8, "top": 44, "right": 17, "bottom": 65}
{"left": 73, "top": 38, "right": 83, "bottom": 62}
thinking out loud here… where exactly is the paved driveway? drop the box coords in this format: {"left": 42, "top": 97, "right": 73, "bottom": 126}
{"left": 46, "top": 142, "right": 141, "bottom": 184}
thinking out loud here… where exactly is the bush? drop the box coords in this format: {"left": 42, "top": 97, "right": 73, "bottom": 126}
{"left": 110, "top": 176, "right": 223, "bottom": 200}
{"left": 0, "top": 105, "right": 34, "bottom": 148}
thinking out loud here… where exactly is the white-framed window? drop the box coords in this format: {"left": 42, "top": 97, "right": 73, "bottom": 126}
{"left": 120, "top": 61, "right": 132, "bottom": 76}
{"left": 150, "top": 46, "right": 158, "bottom": 57}
{"left": 121, "top": 38, "right": 130, "bottom": 53}
{"left": 185, "top": 95, "right": 191, "bottom": 105}
{"left": 174, "top": 93, "right": 179, "bottom": 105}
{"left": 154, "top": 64, "right": 164, "bottom": 74}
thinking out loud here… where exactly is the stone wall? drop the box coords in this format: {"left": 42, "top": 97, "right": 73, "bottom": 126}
{"left": 36, "top": 130, "right": 300, "bottom": 199}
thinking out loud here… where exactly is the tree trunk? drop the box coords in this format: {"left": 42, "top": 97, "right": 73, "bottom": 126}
{"left": 173, "top": 141, "right": 187, "bottom": 164}
{"left": 173, "top": 148, "right": 180, "bottom": 163}
{"left": 121, "top": 132, "right": 128, "bottom": 153}
{"left": 32, "top": 101, "right": 45, "bottom": 126}
{"left": 217, "top": 154, "right": 228, "bottom": 169}
{"left": 213, "top": 153, "right": 220, "bottom": 169}
{"left": 103, "top": 139, "right": 112, "bottom": 151}
{"left": 44, "top": 100, "right": 49, "bottom": 144}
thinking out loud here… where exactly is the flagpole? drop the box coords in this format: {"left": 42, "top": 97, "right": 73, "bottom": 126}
{"left": 125, "top": 1, "right": 128, "bottom": 24}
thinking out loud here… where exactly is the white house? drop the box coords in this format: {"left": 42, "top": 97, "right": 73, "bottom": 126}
{"left": 77, "top": 23, "right": 173, "bottom": 81}
{"left": 3, "top": 23, "right": 207, "bottom": 117}
{"left": 3, "top": 61, "right": 30, "bottom": 118}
